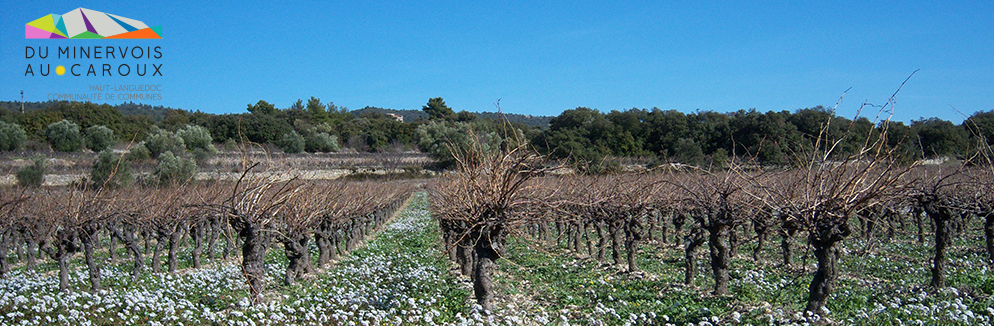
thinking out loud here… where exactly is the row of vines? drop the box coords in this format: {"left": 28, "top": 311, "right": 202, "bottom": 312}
{"left": 431, "top": 112, "right": 994, "bottom": 321}
{"left": 0, "top": 168, "right": 415, "bottom": 304}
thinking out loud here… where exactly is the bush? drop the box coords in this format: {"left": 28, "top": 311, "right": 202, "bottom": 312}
{"left": 84, "top": 125, "right": 116, "bottom": 152}
{"left": 44, "top": 120, "right": 83, "bottom": 152}
{"left": 143, "top": 126, "right": 185, "bottom": 158}
{"left": 90, "top": 150, "right": 133, "bottom": 188}
{"left": 126, "top": 143, "right": 151, "bottom": 161}
{"left": 305, "top": 132, "right": 341, "bottom": 153}
{"left": 0, "top": 121, "right": 27, "bottom": 151}
{"left": 176, "top": 125, "right": 218, "bottom": 154}
{"left": 277, "top": 130, "right": 305, "bottom": 153}
{"left": 154, "top": 151, "right": 197, "bottom": 186}
{"left": 16, "top": 157, "right": 46, "bottom": 187}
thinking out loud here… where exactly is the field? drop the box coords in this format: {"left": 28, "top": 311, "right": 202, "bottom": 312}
{"left": 487, "top": 222, "right": 994, "bottom": 325}
{"left": 3, "top": 141, "right": 994, "bottom": 326}
{"left": 2, "top": 187, "right": 992, "bottom": 325}
{"left": 1, "top": 193, "right": 470, "bottom": 326}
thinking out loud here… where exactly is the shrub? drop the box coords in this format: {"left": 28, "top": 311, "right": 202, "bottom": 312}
{"left": 277, "top": 130, "right": 305, "bottom": 153}
{"left": 44, "top": 119, "right": 83, "bottom": 152}
{"left": 176, "top": 125, "right": 218, "bottom": 154}
{"left": 126, "top": 143, "right": 151, "bottom": 161}
{"left": 90, "top": 150, "right": 133, "bottom": 188}
{"left": 154, "top": 151, "right": 197, "bottom": 186}
{"left": 305, "top": 132, "right": 341, "bottom": 153}
{"left": 16, "top": 157, "right": 46, "bottom": 187}
{"left": 143, "top": 126, "right": 185, "bottom": 158}
{"left": 84, "top": 125, "right": 116, "bottom": 152}
{"left": 0, "top": 121, "right": 27, "bottom": 151}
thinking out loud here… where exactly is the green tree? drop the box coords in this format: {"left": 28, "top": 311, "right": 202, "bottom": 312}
{"left": 126, "top": 143, "right": 151, "bottom": 161}
{"left": 176, "top": 124, "right": 217, "bottom": 153}
{"left": 306, "top": 96, "right": 327, "bottom": 122}
{"left": 16, "top": 157, "right": 46, "bottom": 187}
{"left": 422, "top": 97, "right": 454, "bottom": 120}
{"left": 0, "top": 121, "right": 27, "bottom": 151}
{"left": 84, "top": 125, "right": 116, "bottom": 152}
{"left": 289, "top": 99, "right": 304, "bottom": 111}
{"left": 534, "top": 107, "right": 615, "bottom": 172}
{"left": 326, "top": 102, "right": 352, "bottom": 125}
{"left": 154, "top": 151, "right": 197, "bottom": 186}
{"left": 687, "top": 111, "right": 732, "bottom": 156}
{"left": 644, "top": 109, "right": 689, "bottom": 157}
{"left": 912, "top": 117, "right": 968, "bottom": 158}
{"left": 965, "top": 110, "right": 994, "bottom": 147}
{"left": 143, "top": 126, "right": 186, "bottom": 158}
{"left": 673, "top": 138, "right": 704, "bottom": 166}
{"left": 881, "top": 121, "right": 920, "bottom": 164}
{"left": 416, "top": 120, "right": 471, "bottom": 167}
{"left": 44, "top": 119, "right": 83, "bottom": 152}
{"left": 90, "top": 150, "right": 133, "bottom": 188}
{"left": 240, "top": 112, "right": 294, "bottom": 144}
{"left": 246, "top": 100, "right": 278, "bottom": 115}
{"left": 304, "top": 132, "right": 340, "bottom": 153}
{"left": 160, "top": 109, "right": 191, "bottom": 131}
{"left": 277, "top": 130, "right": 305, "bottom": 153}
{"left": 417, "top": 119, "right": 524, "bottom": 168}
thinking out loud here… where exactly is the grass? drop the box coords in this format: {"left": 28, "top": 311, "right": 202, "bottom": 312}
{"left": 0, "top": 192, "right": 469, "bottom": 326}
{"left": 488, "top": 222, "right": 994, "bottom": 325}
{"left": 3, "top": 199, "right": 993, "bottom": 325}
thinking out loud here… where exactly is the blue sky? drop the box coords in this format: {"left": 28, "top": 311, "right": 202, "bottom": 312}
{"left": 2, "top": 1, "right": 992, "bottom": 123}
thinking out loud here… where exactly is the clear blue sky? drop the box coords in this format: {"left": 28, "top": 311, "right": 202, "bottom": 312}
{"left": 2, "top": 1, "right": 992, "bottom": 123}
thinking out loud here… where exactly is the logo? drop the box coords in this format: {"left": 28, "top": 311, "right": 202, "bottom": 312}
{"left": 25, "top": 8, "right": 161, "bottom": 39}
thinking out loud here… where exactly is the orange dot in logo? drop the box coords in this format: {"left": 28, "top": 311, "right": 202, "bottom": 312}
{"left": 56, "top": 65, "right": 66, "bottom": 76}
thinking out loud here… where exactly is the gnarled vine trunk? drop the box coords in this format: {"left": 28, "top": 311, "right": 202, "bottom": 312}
{"left": 43, "top": 231, "right": 80, "bottom": 292}
{"left": 684, "top": 226, "right": 706, "bottom": 285}
{"left": 167, "top": 227, "right": 185, "bottom": 273}
{"left": 191, "top": 223, "right": 204, "bottom": 269}
{"left": 595, "top": 221, "right": 607, "bottom": 263}
{"left": 80, "top": 225, "right": 102, "bottom": 292}
{"left": 282, "top": 235, "right": 315, "bottom": 285}
{"left": 110, "top": 225, "right": 144, "bottom": 279}
{"left": 780, "top": 224, "right": 797, "bottom": 268}
{"left": 707, "top": 222, "right": 731, "bottom": 295}
{"left": 610, "top": 219, "right": 623, "bottom": 266}
{"left": 805, "top": 217, "right": 850, "bottom": 315}
{"left": 471, "top": 225, "right": 504, "bottom": 312}
{"left": 928, "top": 208, "right": 951, "bottom": 288}
{"left": 232, "top": 217, "right": 271, "bottom": 304}
{"left": 625, "top": 211, "right": 643, "bottom": 273}
{"left": 753, "top": 220, "right": 769, "bottom": 261}
{"left": 806, "top": 237, "right": 840, "bottom": 313}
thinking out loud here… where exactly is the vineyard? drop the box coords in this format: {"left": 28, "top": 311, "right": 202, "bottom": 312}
{"left": 2, "top": 129, "right": 994, "bottom": 325}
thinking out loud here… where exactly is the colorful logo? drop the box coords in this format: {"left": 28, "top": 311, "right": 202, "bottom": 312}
{"left": 25, "top": 8, "right": 161, "bottom": 39}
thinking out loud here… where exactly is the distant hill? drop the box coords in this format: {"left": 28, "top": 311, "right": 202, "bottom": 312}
{"left": 352, "top": 107, "right": 428, "bottom": 122}
{"left": 475, "top": 111, "right": 553, "bottom": 128}
{"left": 0, "top": 100, "right": 61, "bottom": 113}
{"left": 2, "top": 101, "right": 555, "bottom": 128}
{"left": 352, "top": 107, "right": 553, "bottom": 128}
{"left": 0, "top": 100, "right": 176, "bottom": 121}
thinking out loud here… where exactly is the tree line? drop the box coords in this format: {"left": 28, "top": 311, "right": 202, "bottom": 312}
{"left": 3, "top": 99, "right": 992, "bottom": 171}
